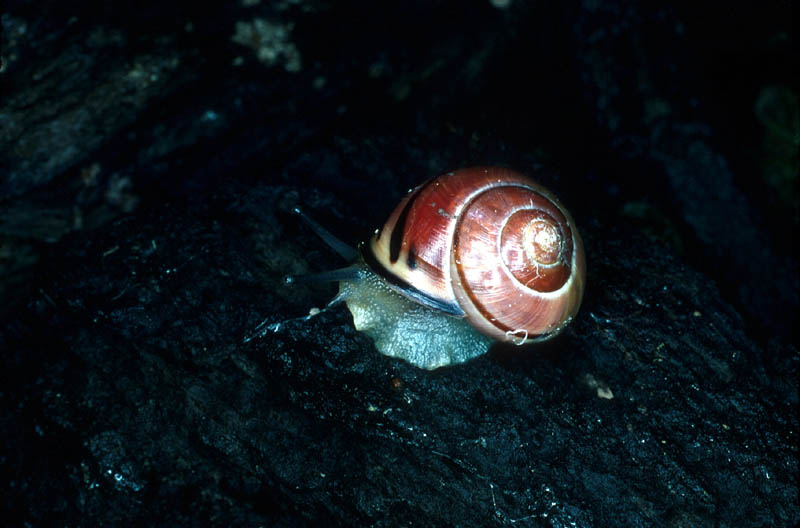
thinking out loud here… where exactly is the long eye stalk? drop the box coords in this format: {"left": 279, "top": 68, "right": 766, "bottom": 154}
{"left": 284, "top": 266, "right": 364, "bottom": 285}
{"left": 293, "top": 207, "right": 358, "bottom": 261}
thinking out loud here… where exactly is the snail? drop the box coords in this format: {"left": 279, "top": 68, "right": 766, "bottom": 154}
{"left": 264, "top": 167, "right": 585, "bottom": 370}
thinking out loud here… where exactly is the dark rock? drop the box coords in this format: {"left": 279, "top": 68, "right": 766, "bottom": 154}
{"left": 1, "top": 0, "right": 796, "bottom": 526}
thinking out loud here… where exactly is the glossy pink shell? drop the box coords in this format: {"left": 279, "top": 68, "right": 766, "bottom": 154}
{"left": 367, "top": 167, "right": 585, "bottom": 343}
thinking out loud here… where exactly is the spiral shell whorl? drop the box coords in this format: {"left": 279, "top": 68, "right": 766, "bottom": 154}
{"left": 368, "top": 167, "right": 585, "bottom": 345}
{"left": 450, "top": 179, "right": 583, "bottom": 342}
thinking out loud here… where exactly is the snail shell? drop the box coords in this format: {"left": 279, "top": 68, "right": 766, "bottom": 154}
{"left": 336, "top": 167, "right": 585, "bottom": 369}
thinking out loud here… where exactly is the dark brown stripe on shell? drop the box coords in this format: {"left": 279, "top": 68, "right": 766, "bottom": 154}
{"left": 361, "top": 245, "right": 463, "bottom": 316}
{"left": 388, "top": 178, "right": 435, "bottom": 263}
{"left": 406, "top": 246, "right": 417, "bottom": 269}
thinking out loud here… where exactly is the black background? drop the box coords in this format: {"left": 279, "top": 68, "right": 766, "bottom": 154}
{"left": 1, "top": 1, "right": 797, "bottom": 526}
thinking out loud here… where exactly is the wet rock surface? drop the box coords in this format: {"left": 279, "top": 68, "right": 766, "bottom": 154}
{"left": 1, "top": 1, "right": 797, "bottom": 526}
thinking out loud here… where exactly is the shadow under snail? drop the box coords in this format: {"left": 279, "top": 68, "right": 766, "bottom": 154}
{"left": 261, "top": 167, "right": 586, "bottom": 370}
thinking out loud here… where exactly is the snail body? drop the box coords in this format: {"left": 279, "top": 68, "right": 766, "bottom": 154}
{"left": 290, "top": 167, "right": 585, "bottom": 369}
